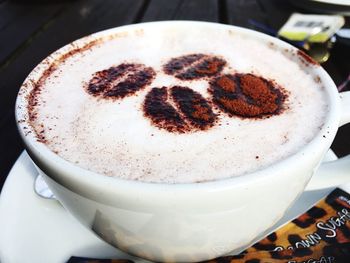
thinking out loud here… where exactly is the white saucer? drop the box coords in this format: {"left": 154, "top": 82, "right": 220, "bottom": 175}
{"left": 0, "top": 152, "right": 143, "bottom": 263}
{"left": 0, "top": 150, "right": 348, "bottom": 263}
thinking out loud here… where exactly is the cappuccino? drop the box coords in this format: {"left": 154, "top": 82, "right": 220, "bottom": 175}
{"left": 24, "top": 23, "right": 328, "bottom": 183}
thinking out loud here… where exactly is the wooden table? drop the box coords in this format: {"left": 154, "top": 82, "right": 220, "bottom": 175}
{"left": 1, "top": 0, "right": 350, "bottom": 191}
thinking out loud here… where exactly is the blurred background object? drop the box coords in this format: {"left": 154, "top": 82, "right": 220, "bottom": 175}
{"left": 292, "top": 0, "right": 350, "bottom": 15}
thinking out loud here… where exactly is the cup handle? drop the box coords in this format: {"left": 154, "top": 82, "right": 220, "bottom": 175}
{"left": 306, "top": 91, "right": 350, "bottom": 191}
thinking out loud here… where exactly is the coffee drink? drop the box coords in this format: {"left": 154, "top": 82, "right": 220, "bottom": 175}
{"left": 24, "top": 23, "right": 328, "bottom": 183}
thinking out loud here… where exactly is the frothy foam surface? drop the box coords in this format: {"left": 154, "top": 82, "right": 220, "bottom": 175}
{"left": 27, "top": 23, "right": 328, "bottom": 183}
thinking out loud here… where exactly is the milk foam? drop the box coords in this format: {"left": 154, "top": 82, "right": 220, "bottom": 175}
{"left": 28, "top": 24, "right": 328, "bottom": 183}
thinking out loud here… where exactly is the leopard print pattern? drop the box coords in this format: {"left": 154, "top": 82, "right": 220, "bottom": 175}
{"left": 204, "top": 188, "right": 350, "bottom": 262}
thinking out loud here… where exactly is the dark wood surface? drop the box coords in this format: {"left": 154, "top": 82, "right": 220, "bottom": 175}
{"left": 1, "top": 0, "right": 350, "bottom": 192}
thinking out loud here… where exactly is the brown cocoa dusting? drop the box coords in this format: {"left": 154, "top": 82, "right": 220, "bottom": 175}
{"left": 240, "top": 74, "right": 279, "bottom": 113}
{"left": 282, "top": 134, "right": 289, "bottom": 144}
{"left": 163, "top": 54, "right": 204, "bottom": 75}
{"left": 194, "top": 57, "right": 226, "bottom": 75}
{"left": 217, "top": 75, "right": 236, "bottom": 92}
{"left": 27, "top": 64, "right": 57, "bottom": 123}
{"left": 192, "top": 104, "right": 210, "bottom": 121}
{"left": 24, "top": 130, "right": 32, "bottom": 136}
{"left": 268, "top": 42, "right": 278, "bottom": 51}
{"left": 37, "top": 135, "right": 47, "bottom": 143}
{"left": 143, "top": 87, "right": 187, "bottom": 133}
{"left": 217, "top": 98, "right": 263, "bottom": 117}
{"left": 25, "top": 33, "right": 144, "bottom": 139}
{"left": 27, "top": 37, "right": 104, "bottom": 130}
{"left": 171, "top": 86, "right": 217, "bottom": 130}
{"left": 143, "top": 86, "right": 217, "bottom": 133}
{"left": 87, "top": 63, "right": 155, "bottom": 99}
{"left": 297, "top": 50, "right": 318, "bottom": 66}
{"left": 209, "top": 73, "right": 287, "bottom": 118}
{"left": 314, "top": 75, "right": 321, "bottom": 83}
{"left": 163, "top": 54, "right": 226, "bottom": 80}
{"left": 58, "top": 39, "right": 103, "bottom": 66}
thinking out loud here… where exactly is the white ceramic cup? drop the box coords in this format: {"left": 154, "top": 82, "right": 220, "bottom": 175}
{"left": 15, "top": 21, "right": 350, "bottom": 262}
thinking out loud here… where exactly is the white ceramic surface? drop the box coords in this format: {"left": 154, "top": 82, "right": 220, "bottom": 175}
{"left": 14, "top": 21, "right": 350, "bottom": 261}
{"left": 0, "top": 151, "right": 141, "bottom": 263}
{"left": 1, "top": 150, "right": 349, "bottom": 263}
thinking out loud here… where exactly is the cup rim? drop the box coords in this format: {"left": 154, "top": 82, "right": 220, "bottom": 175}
{"left": 15, "top": 20, "right": 341, "bottom": 197}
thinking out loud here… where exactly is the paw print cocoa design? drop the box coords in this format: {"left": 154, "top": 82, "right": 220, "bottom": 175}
{"left": 209, "top": 74, "right": 286, "bottom": 118}
{"left": 143, "top": 86, "right": 217, "bottom": 133}
{"left": 163, "top": 54, "right": 226, "bottom": 80}
{"left": 87, "top": 63, "right": 155, "bottom": 99}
